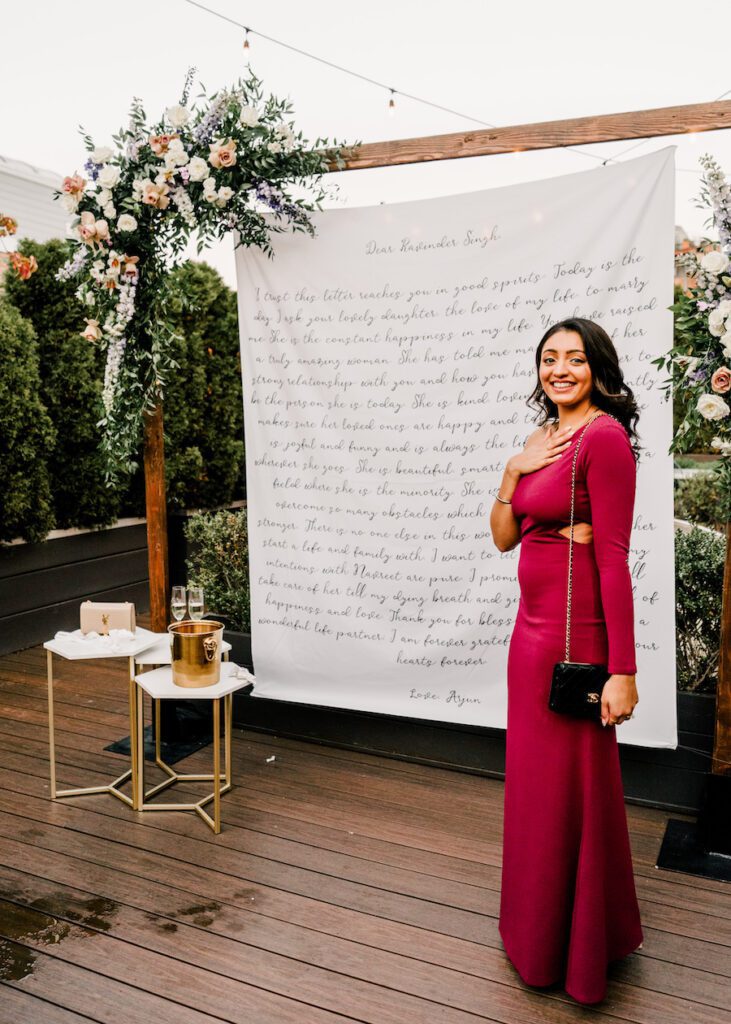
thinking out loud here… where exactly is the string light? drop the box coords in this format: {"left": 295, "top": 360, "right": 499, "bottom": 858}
{"left": 243, "top": 28, "right": 251, "bottom": 61}
{"left": 182, "top": 0, "right": 605, "bottom": 162}
{"left": 182, "top": 0, "right": 730, "bottom": 175}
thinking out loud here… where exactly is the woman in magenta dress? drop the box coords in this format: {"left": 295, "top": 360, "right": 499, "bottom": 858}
{"left": 490, "top": 317, "right": 643, "bottom": 1005}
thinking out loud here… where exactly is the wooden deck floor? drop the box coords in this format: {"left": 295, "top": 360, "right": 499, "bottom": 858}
{"left": 0, "top": 644, "right": 729, "bottom": 1024}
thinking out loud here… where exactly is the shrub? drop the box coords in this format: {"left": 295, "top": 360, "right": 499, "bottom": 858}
{"left": 674, "top": 471, "right": 725, "bottom": 532}
{"left": 163, "top": 262, "right": 245, "bottom": 510}
{"left": 185, "top": 508, "right": 250, "bottom": 632}
{"left": 675, "top": 525, "right": 725, "bottom": 693}
{"left": 0, "top": 302, "right": 56, "bottom": 542}
{"left": 4, "top": 238, "right": 120, "bottom": 528}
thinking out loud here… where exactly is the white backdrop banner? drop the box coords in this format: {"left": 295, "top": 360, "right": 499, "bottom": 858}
{"left": 235, "top": 147, "right": 677, "bottom": 748}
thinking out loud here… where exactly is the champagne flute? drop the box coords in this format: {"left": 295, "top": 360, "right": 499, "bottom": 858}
{"left": 171, "top": 585, "right": 187, "bottom": 622}
{"left": 188, "top": 586, "right": 205, "bottom": 621}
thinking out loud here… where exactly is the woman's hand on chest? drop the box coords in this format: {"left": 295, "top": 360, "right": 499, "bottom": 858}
{"left": 507, "top": 424, "right": 576, "bottom": 477}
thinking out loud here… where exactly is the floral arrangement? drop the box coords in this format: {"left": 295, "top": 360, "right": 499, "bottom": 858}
{"left": 656, "top": 153, "right": 731, "bottom": 520}
{"left": 0, "top": 215, "right": 38, "bottom": 279}
{"left": 56, "top": 67, "right": 355, "bottom": 483}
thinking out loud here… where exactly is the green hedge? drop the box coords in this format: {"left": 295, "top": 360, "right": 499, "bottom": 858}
{"left": 163, "top": 261, "right": 245, "bottom": 510}
{"left": 185, "top": 508, "right": 250, "bottom": 632}
{"left": 674, "top": 471, "right": 726, "bottom": 532}
{"left": 4, "top": 239, "right": 120, "bottom": 529}
{"left": 0, "top": 301, "right": 56, "bottom": 542}
{"left": 675, "top": 525, "right": 726, "bottom": 693}
{"left": 1, "top": 241, "right": 245, "bottom": 541}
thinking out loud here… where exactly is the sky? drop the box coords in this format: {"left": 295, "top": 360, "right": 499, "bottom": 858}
{"left": 2, "top": 0, "right": 731, "bottom": 286}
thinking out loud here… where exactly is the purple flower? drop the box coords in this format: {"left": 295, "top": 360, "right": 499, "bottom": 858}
{"left": 192, "top": 93, "right": 228, "bottom": 145}
{"left": 84, "top": 158, "right": 100, "bottom": 182}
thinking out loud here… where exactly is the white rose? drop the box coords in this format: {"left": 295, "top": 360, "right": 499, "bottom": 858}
{"left": 217, "top": 186, "right": 234, "bottom": 203}
{"left": 166, "top": 104, "right": 190, "bottom": 129}
{"left": 722, "top": 332, "right": 731, "bottom": 360}
{"left": 239, "top": 104, "right": 260, "bottom": 127}
{"left": 709, "top": 309, "right": 727, "bottom": 337}
{"left": 97, "top": 188, "right": 112, "bottom": 206}
{"left": 92, "top": 145, "right": 114, "bottom": 164}
{"left": 188, "top": 156, "right": 209, "bottom": 182}
{"left": 165, "top": 138, "right": 189, "bottom": 167}
{"left": 697, "top": 393, "right": 730, "bottom": 421}
{"left": 103, "top": 203, "right": 116, "bottom": 219}
{"left": 700, "top": 250, "right": 730, "bottom": 276}
{"left": 711, "top": 436, "right": 731, "bottom": 454}
{"left": 132, "top": 177, "right": 151, "bottom": 199}
{"left": 203, "top": 176, "right": 217, "bottom": 194}
{"left": 98, "top": 164, "right": 121, "bottom": 190}
{"left": 267, "top": 140, "right": 283, "bottom": 154}
{"left": 717, "top": 299, "right": 731, "bottom": 317}
{"left": 117, "top": 214, "right": 138, "bottom": 232}
{"left": 60, "top": 192, "right": 79, "bottom": 213}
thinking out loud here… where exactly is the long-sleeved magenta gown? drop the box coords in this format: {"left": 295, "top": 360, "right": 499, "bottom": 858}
{"left": 499, "top": 412, "right": 643, "bottom": 1005}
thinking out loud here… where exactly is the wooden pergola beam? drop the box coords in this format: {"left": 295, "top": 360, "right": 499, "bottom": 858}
{"left": 325, "top": 99, "right": 731, "bottom": 171}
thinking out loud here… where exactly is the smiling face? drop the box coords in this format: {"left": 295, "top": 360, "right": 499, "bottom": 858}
{"left": 538, "top": 329, "right": 594, "bottom": 408}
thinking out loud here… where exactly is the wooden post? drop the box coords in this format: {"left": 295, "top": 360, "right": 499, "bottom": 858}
{"left": 143, "top": 402, "right": 169, "bottom": 632}
{"left": 712, "top": 520, "right": 731, "bottom": 775}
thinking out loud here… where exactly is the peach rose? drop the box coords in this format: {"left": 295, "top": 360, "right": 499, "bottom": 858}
{"left": 142, "top": 181, "right": 171, "bottom": 209}
{"left": 62, "top": 173, "right": 86, "bottom": 196}
{"left": 0, "top": 215, "right": 18, "bottom": 236}
{"left": 95, "top": 219, "right": 110, "bottom": 242}
{"left": 208, "top": 139, "right": 237, "bottom": 169}
{"left": 9, "top": 252, "right": 38, "bottom": 280}
{"left": 81, "top": 319, "right": 102, "bottom": 342}
{"left": 149, "top": 133, "right": 179, "bottom": 156}
{"left": 78, "top": 211, "right": 98, "bottom": 243}
{"left": 711, "top": 366, "right": 731, "bottom": 394}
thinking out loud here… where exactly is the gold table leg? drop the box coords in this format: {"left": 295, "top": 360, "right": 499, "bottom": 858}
{"left": 46, "top": 650, "right": 134, "bottom": 806}
{"left": 138, "top": 691, "right": 230, "bottom": 834}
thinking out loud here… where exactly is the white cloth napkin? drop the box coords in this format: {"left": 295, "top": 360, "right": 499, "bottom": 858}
{"left": 233, "top": 665, "right": 255, "bottom": 683}
{"left": 54, "top": 628, "right": 138, "bottom": 653}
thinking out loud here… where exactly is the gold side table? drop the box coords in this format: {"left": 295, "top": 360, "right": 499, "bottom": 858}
{"left": 43, "top": 628, "right": 160, "bottom": 807}
{"left": 132, "top": 662, "right": 251, "bottom": 834}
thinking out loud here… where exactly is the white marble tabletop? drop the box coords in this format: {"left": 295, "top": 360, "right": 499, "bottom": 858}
{"left": 134, "top": 660, "right": 255, "bottom": 700}
{"left": 44, "top": 627, "right": 160, "bottom": 661}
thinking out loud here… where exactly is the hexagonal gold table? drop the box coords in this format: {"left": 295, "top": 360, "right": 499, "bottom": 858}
{"left": 44, "top": 628, "right": 161, "bottom": 807}
{"left": 132, "top": 662, "right": 252, "bottom": 834}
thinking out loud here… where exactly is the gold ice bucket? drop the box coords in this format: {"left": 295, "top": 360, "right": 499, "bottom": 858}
{"left": 168, "top": 619, "right": 224, "bottom": 688}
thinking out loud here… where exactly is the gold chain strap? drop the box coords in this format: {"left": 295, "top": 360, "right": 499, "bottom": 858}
{"left": 564, "top": 410, "right": 607, "bottom": 662}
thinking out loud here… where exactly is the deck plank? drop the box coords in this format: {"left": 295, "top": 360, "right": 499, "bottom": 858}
{"left": 1, "top": 643, "right": 730, "bottom": 1023}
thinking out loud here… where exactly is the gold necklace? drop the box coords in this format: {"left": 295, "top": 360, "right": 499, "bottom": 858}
{"left": 552, "top": 405, "right": 602, "bottom": 435}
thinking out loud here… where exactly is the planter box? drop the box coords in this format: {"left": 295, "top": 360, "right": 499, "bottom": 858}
{"left": 0, "top": 519, "right": 149, "bottom": 656}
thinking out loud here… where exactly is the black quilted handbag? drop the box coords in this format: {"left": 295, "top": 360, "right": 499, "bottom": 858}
{"left": 548, "top": 412, "right": 610, "bottom": 722}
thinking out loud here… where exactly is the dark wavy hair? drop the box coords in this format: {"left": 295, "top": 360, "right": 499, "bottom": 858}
{"left": 526, "top": 317, "right": 641, "bottom": 460}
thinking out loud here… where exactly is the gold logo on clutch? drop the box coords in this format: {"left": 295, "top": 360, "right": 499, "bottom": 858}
{"left": 587, "top": 693, "right": 600, "bottom": 703}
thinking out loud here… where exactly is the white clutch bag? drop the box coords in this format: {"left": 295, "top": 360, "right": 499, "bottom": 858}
{"left": 80, "top": 601, "right": 136, "bottom": 635}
